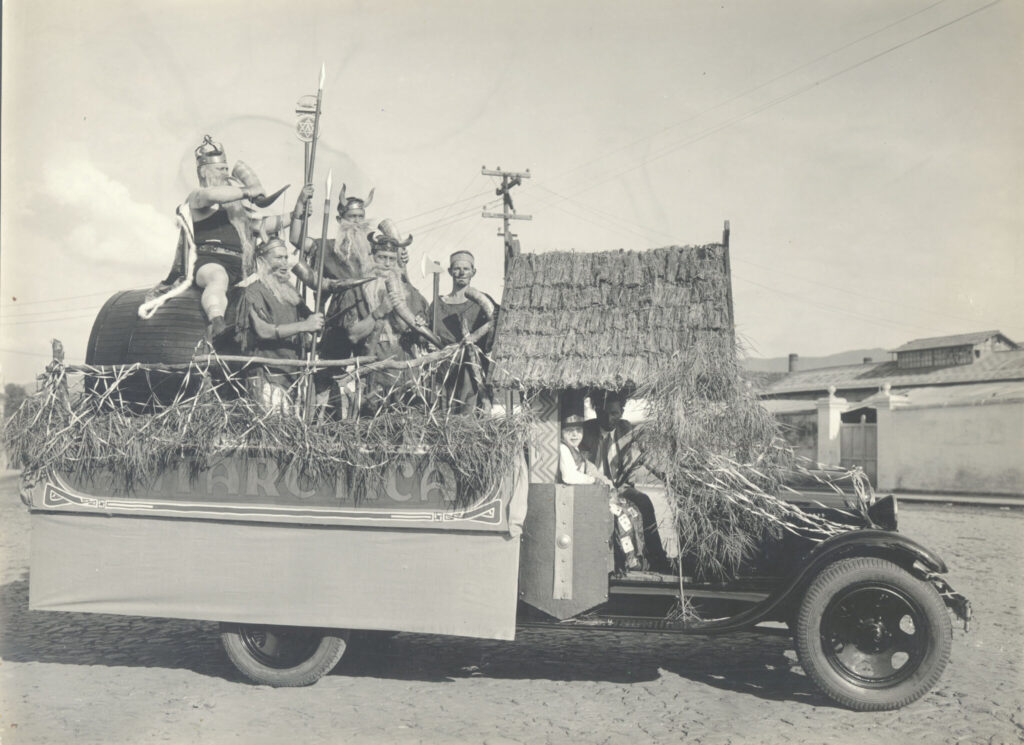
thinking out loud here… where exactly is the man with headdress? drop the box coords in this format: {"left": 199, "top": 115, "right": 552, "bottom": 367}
{"left": 427, "top": 250, "right": 497, "bottom": 411}
{"left": 139, "top": 135, "right": 289, "bottom": 337}
{"left": 289, "top": 182, "right": 383, "bottom": 281}
{"left": 234, "top": 238, "right": 324, "bottom": 414}
{"left": 336, "top": 220, "right": 439, "bottom": 410}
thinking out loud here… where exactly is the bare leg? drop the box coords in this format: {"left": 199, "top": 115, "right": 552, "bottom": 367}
{"left": 195, "top": 263, "right": 230, "bottom": 336}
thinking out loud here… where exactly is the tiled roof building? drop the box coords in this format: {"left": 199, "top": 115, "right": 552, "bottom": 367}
{"left": 762, "top": 332, "right": 1023, "bottom": 401}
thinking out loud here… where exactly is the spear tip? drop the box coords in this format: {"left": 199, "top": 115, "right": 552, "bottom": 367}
{"left": 319, "top": 63, "right": 325, "bottom": 90}
{"left": 325, "top": 168, "right": 333, "bottom": 195}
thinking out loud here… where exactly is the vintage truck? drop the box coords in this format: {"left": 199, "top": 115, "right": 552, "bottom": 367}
{"left": 22, "top": 450, "right": 969, "bottom": 711}
{"left": 16, "top": 241, "right": 970, "bottom": 712}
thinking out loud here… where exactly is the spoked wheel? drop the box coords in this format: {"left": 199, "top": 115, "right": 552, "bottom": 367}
{"left": 795, "top": 557, "right": 952, "bottom": 710}
{"left": 220, "top": 623, "right": 349, "bottom": 687}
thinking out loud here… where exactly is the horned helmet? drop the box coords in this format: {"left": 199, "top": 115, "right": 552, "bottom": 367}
{"left": 337, "top": 183, "right": 375, "bottom": 221}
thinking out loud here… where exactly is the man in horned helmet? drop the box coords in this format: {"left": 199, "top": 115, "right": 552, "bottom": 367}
{"left": 234, "top": 238, "right": 324, "bottom": 414}
{"left": 339, "top": 220, "right": 436, "bottom": 359}
{"left": 290, "top": 182, "right": 377, "bottom": 281}
{"left": 335, "top": 220, "right": 439, "bottom": 411}
{"left": 139, "top": 135, "right": 287, "bottom": 337}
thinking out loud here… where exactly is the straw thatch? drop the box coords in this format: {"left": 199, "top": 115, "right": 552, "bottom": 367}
{"left": 489, "top": 244, "right": 872, "bottom": 579}
{"left": 490, "top": 246, "right": 732, "bottom": 389}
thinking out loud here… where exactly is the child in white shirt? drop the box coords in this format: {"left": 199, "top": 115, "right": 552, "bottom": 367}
{"left": 559, "top": 414, "right": 613, "bottom": 486}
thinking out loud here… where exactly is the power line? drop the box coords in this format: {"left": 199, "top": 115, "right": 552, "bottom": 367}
{"left": 734, "top": 274, "right": 949, "bottom": 335}
{"left": 1, "top": 312, "right": 99, "bottom": 327}
{"left": 0, "top": 290, "right": 113, "bottom": 309}
{"left": 538, "top": 0, "right": 952, "bottom": 192}
{"left": 531, "top": 179, "right": 1006, "bottom": 334}
{"left": 730, "top": 255, "right": 997, "bottom": 328}
{"left": 1, "top": 302, "right": 107, "bottom": 320}
{"left": 535, "top": 179, "right": 1007, "bottom": 332}
{"left": 531, "top": 0, "right": 1003, "bottom": 214}
{"left": 398, "top": 188, "right": 494, "bottom": 225}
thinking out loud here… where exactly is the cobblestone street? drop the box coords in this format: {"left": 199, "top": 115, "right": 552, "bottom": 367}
{"left": 1, "top": 471, "right": 1021, "bottom": 745}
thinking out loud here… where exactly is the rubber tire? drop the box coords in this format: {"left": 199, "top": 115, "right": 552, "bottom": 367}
{"left": 794, "top": 557, "right": 952, "bottom": 711}
{"left": 219, "top": 623, "right": 349, "bottom": 687}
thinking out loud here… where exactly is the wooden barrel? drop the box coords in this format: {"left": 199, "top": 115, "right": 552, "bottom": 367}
{"left": 85, "top": 286, "right": 240, "bottom": 406}
{"left": 86, "top": 287, "right": 209, "bottom": 366}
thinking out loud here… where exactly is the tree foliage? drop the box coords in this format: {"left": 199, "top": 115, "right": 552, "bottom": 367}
{"left": 3, "top": 383, "right": 28, "bottom": 420}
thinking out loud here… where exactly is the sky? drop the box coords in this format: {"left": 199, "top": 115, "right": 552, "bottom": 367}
{"left": 1, "top": 0, "right": 1022, "bottom": 385}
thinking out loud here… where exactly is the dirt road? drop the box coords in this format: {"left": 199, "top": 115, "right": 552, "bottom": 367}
{"left": 0, "top": 472, "right": 1021, "bottom": 744}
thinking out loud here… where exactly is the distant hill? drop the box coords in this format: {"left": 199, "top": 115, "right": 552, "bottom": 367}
{"left": 742, "top": 348, "right": 890, "bottom": 373}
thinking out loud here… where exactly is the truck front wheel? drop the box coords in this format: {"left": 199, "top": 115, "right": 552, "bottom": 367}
{"left": 794, "top": 557, "right": 952, "bottom": 710}
{"left": 219, "top": 623, "right": 349, "bottom": 687}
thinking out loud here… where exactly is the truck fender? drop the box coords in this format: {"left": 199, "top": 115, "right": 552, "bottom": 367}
{"left": 688, "top": 531, "right": 949, "bottom": 635}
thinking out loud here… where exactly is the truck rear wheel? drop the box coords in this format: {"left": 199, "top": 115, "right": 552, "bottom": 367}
{"left": 219, "top": 623, "right": 349, "bottom": 687}
{"left": 794, "top": 557, "right": 951, "bottom": 710}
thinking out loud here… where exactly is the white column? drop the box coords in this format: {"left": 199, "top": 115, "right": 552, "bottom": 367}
{"left": 874, "top": 383, "right": 898, "bottom": 491}
{"left": 815, "top": 386, "right": 847, "bottom": 468}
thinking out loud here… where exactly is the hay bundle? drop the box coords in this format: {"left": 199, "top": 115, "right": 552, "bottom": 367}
{"left": 635, "top": 348, "right": 867, "bottom": 579}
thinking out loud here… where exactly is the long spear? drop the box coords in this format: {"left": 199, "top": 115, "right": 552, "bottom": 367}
{"left": 305, "top": 168, "right": 333, "bottom": 420}
{"left": 296, "top": 64, "right": 326, "bottom": 271}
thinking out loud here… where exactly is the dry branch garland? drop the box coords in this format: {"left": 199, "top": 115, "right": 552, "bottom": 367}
{"left": 3, "top": 347, "right": 530, "bottom": 506}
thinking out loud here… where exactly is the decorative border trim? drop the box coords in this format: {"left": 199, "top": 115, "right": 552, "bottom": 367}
{"left": 35, "top": 473, "right": 505, "bottom": 530}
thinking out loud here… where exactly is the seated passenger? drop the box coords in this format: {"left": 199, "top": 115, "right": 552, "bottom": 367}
{"left": 559, "top": 415, "right": 613, "bottom": 487}
{"left": 589, "top": 393, "right": 672, "bottom": 572}
{"left": 560, "top": 415, "right": 647, "bottom": 571}
{"left": 234, "top": 239, "right": 324, "bottom": 414}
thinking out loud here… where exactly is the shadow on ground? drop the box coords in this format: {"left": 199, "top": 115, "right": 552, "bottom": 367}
{"left": 1, "top": 574, "right": 830, "bottom": 706}
{"left": 0, "top": 575, "right": 227, "bottom": 679}
{"left": 337, "top": 626, "right": 830, "bottom": 706}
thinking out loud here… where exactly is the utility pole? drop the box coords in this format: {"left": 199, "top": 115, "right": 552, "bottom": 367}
{"left": 481, "top": 166, "right": 531, "bottom": 276}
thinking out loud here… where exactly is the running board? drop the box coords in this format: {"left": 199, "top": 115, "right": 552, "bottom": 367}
{"left": 608, "top": 585, "right": 770, "bottom": 602}
{"left": 517, "top": 615, "right": 790, "bottom": 635}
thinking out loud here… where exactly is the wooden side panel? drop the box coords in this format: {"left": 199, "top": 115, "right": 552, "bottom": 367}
{"left": 518, "top": 482, "right": 613, "bottom": 620}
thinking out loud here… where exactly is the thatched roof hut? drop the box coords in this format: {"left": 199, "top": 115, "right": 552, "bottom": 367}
{"left": 490, "top": 244, "right": 734, "bottom": 390}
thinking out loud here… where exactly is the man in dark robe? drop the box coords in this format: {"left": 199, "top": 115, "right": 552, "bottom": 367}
{"left": 234, "top": 239, "right": 324, "bottom": 414}
{"left": 427, "top": 250, "right": 496, "bottom": 412}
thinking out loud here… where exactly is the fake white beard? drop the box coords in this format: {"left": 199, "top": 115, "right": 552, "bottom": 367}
{"left": 258, "top": 264, "right": 302, "bottom": 307}
{"left": 334, "top": 218, "right": 374, "bottom": 278}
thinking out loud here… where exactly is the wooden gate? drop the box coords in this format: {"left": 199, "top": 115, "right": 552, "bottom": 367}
{"left": 840, "top": 418, "right": 877, "bottom": 485}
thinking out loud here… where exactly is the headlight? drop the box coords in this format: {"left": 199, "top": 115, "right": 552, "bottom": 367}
{"left": 867, "top": 494, "right": 898, "bottom": 531}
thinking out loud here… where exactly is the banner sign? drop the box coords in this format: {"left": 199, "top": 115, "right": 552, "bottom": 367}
{"left": 28, "top": 455, "right": 509, "bottom": 532}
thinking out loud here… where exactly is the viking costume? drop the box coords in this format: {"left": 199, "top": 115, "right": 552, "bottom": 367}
{"left": 193, "top": 205, "right": 247, "bottom": 284}
{"left": 234, "top": 264, "right": 313, "bottom": 414}
{"left": 337, "top": 220, "right": 436, "bottom": 411}
{"left": 138, "top": 136, "right": 285, "bottom": 325}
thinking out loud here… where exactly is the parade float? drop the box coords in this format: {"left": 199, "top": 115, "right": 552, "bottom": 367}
{"left": 2, "top": 73, "right": 970, "bottom": 711}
